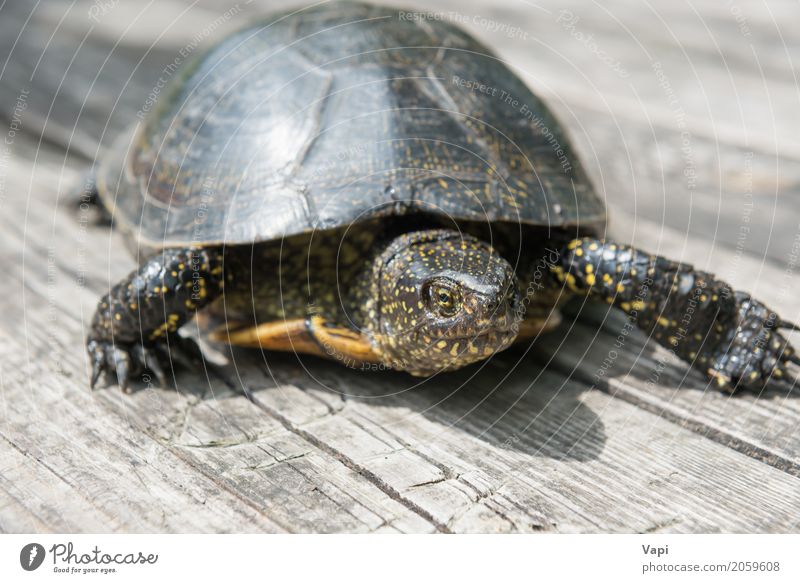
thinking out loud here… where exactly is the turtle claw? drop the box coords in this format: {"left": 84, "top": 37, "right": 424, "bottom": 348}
{"left": 86, "top": 338, "right": 178, "bottom": 391}
{"left": 132, "top": 344, "right": 168, "bottom": 387}
{"left": 112, "top": 347, "right": 132, "bottom": 392}
{"left": 89, "top": 343, "right": 104, "bottom": 390}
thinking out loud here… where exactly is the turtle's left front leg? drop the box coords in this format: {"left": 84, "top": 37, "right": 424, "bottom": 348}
{"left": 87, "top": 247, "right": 224, "bottom": 390}
{"left": 552, "top": 237, "right": 798, "bottom": 393}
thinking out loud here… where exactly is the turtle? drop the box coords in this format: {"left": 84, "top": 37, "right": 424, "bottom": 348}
{"left": 86, "top": 0, "right": 799, "bottom": 393}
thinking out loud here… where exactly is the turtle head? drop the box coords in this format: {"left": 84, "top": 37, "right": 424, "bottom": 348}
{"left": 366, "top": 229, "right": 520, "bottom": 376}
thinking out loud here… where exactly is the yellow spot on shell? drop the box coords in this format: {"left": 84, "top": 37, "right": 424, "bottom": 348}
{"left": 585, "top": 274, "right": 596, "bottom": 286}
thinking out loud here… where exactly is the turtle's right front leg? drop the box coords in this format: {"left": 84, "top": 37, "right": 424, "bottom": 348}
{"left": 552, "top": 238, "right": 798, "bottom": 392}
{"left": 87, "top": 247, "right": 224, "bottom": 390}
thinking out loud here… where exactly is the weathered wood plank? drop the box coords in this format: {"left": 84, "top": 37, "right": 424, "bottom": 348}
{"left": 557, "top": 105, "right": 800, "bottom": 270}
{"left": 2, "top": 0, "right": 800, "bottom": 534}
{"left": 0, "top": 437, "right": 108, "bottom": 533}
{"left": 0, "top": 0, "right": 250, "bottom": 161}
{"left": 232, "top": 350, "right": 800, "bottom": 533}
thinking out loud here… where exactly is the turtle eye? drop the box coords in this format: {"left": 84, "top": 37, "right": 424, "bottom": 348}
{"left": 426, "top": 281, "right": 460, "bottom": 317}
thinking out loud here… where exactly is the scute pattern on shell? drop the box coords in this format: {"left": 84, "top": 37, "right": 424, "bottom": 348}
{"left": 99, "top": 0, "right": 605, "bottom": 248}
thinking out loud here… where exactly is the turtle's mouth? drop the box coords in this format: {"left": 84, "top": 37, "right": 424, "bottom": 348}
{"left": 453, "top": 319, "right": 520, "bottom": 339}
{"left": 449, "top": 329, "right": 515, "bottom": 341}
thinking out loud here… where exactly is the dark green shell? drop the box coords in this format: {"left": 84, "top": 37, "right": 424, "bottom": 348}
{"left": 99, "top": 0, "right": 606, "bottom": 247}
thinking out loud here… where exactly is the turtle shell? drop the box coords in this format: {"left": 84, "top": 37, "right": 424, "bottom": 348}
{"left": 99, "top": 1, "right": 606, "bottom": 248}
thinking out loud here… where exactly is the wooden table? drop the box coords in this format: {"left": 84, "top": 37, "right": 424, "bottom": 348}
{"left": 1, "top": 0, "right": 799, "bottom": 533}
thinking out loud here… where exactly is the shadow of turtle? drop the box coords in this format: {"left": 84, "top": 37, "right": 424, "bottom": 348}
{"left": 536, "top": 299, "right": 800, "bottom": 399}
{"left": 209, "top": 344, "right": 607, "bottom": 463}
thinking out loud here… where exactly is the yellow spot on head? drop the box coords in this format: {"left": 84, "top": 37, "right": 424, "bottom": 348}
{"left": 566, "top": 274, "right": 577, "bottom": 290}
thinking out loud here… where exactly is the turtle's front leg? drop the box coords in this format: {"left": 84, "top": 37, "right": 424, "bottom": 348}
{"left": 87, "top": 247, "right": 224, "bottom": 390}
{"left": 552, "top": 238, "right": 798, "bottom": 393}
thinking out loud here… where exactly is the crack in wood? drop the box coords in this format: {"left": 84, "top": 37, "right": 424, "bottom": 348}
{"left": 238, "top": 386, "right": 452, "bottom": 533}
